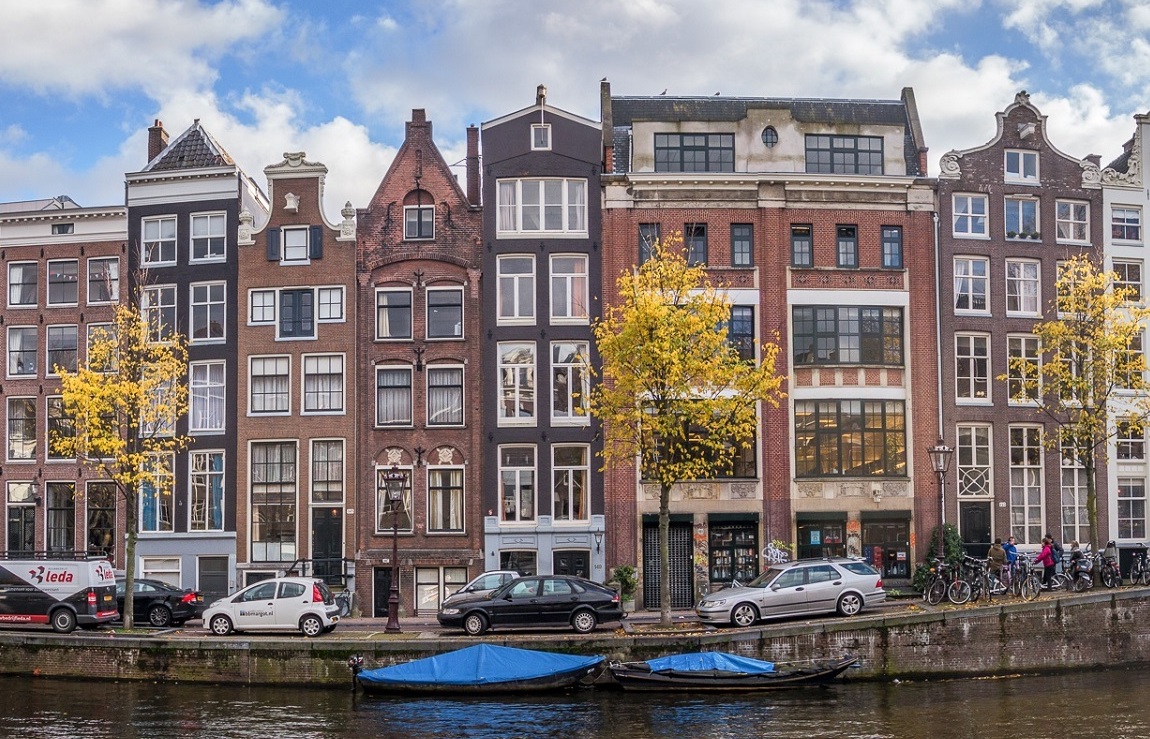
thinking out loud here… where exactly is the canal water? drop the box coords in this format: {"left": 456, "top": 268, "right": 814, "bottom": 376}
{"left": 2, "top": 667, "right": 1147, "bottom": 738}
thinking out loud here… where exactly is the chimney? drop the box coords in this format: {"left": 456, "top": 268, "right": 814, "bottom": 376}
{"left": 1085, "top": 154, "right": 1101, "bottom": 167}
{"left": 406, "top": 109, "right": 429, "bottom": 140}
{"left": 536, "top": 84, "right": 547, "bottom": 107}
{"left": 601, "top": 79, "right": 613, "bottom": 174}
{"left": 147, "top": 119, "right": 168, "bottom": 162}
{"left": 466, "top": 125, "right": 480, "bottom": 207}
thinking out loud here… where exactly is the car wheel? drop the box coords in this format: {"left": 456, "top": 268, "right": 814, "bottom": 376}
{"left": 837, "top": 592, "right": 863, "bottom": 617}
{"left": 209, "top": 614, "right": 234, "bottom": 636}
{"left": 463, "top": 612, "right": 488, "bottom": 636}
{"left": 731, "top": 602, "right": 759, "bottom": 628}
{"left": 300, "top": 615, "right": 324, "bottom": 637}
{"left": 147, "top": 603, "right": 173, "bottom": 628}
{"left": 571, "top": 609, "right": 597, "bottom": 634}
{"left": 51, "top": 608, "right": 77, "bottom": 634}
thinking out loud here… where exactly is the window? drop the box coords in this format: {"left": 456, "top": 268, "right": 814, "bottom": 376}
{"left": 190, "top": 282, "right": 226, "bottom": 341}
{"left": 496, "top": 178, "right": 587, "bottom": 234}
{"left": 552, "top": 342, "right": 589, "bottom": 424}
{"left": 427, "top": 365, "right": 464, "bottom": 426}
{"left": 52, "top": 223, "right": 73, "bottom": 235}
{"left": 46, "top": 396, "right": 74, "bottom": 460}
{"left": 191, "top": 212, "right": 226, "bottom": 261}
{"left": 1005, "top": 197, "right": 1038, "bottom": 237}
{"left": 428, "top": 467, "right": 464, "bottom": 532}
{"left": 376, "top": 366, "right": 413, "bottom": 426}
{"left": 87, "top": 257, "right": 119, "bottom": 304}
{"left": 1009, "top": 425, "right": 1042, "bottom": 544}
{"left": 793, "top": 400, "right": 906, "bottom": 477}
{"left": 279, "top": 289, "right": 314, "bottom": 339}
{"left": 641, "top": 425, "right": 756, "bottom": 481}
{"left": 836, "top": 226, "right": 857, "bottom": 268}
{"left": 427, "top": 287, "right": 463, "bottom": 339}
{"left": 7, "top": 262, "right": 36, "bottom": 307}
{"left": 142, "top": 216, "right": 176, "bottom": 265}
{"left": 317, "top": 287, "right": 343, "bottom": 321}
{"left": 955, "top": 333, "right": 990, "bottom": 402}
{"left": 403, "top": 205, "right": 434, "bottom": 240}
{"left": 1005, "top": 149, "right": 1039, "bottom": 182}
{"left": 881, "top": 226, "right": 902, "bottom": 269}
{"left": 7, "top": 327, "right": 35, "bottom": 376}
{"left": 376, "top": 289, "right": 412, "bottom": 339}
{"left": 498, "top": 343, "right": 536, "bottom": 424}
{"left": 550, "top": 255, "right": 588, "bottom": 321}
{"left": 189, "top": 361, "right": 225, "bottom": 432}
{"left": 1113, "top": 207, "right": 1142, "bottom": 241}
{"left": 1120, "top": 331, "right": 1145, "bottom": 389}
{"left": 6, "top": 398, "right": 35, "bottom": 460}
{"left": 142, "top": 285, "right": 176, "bottom": 341}
{"left": 792, "top": 306, "right": 903, "bottom": 365}
{"left": 1115, "top": 260, "right": 1143, "bottom": 301}
{"left": 954, "top": 257, "right": 989, "bottom": 312}
{"left": 731, "top": 224, "right": 753, "bottom": 267}
{"left": 250, "top": 290, "right": 275, "bottom": 324}
{"left": 303, "top": 354, "right": 344, "bottom": 413}
{"left": 791, "top": 225, "right": 813, "bottom": 267}
{"left": 685, "top": 223, "right": 707, "bottom": 266}
{"left": 497, "top": 255, "right": 535, "bottom": 324}
{"left": 250, "top": 442, "right": 296, "bottom": 560}
{"left": 1007, "top": 335, "right": 1040, "bottom": 402}
{"left": 805, "top": 135, "right": 883, "bottom": 174}
{"left": 1056, "top": 200, "right": 1088, "bottom": 242}
{"left": 311, "top": 440, "right": 343, "bottom": 503}
{"left": 553, "top": 445, "right": 589, "bottom": 521}
{"left": 1059, "top": 445, "right": 1088, "bottom": 544}
{"left": 1119, "top": 478, "right": 1147, "bottom": 540}
{"left": 140, "top": 453, "right": 174, "bottom": 533}
{"left": 639, "top": 223, "right": 660, "bottom": 265}
{"left": 728, "top": 306, "right": 755, "bottom": 362}
{"left": 46, "top": 482, "right": 75, "bottom": 552}
{"left": 86, "top": 323, "right": 115, "bottom": 373}
{"left": 500, "top": 446, "right": 535, "bottom": 522}
{"left": 1005, "top": 260, "right": 1040, "bottom": 315}
{"left": 190, "top": 451, "right": 224, "bottom": 531}
{"left": 46, "top": 325, "right": 78, "bottom": 375}
{"left": 47, "top": 259, "right": 78, "bottom": 305}
{"left": 956, "top": 425, "right": 992, "bottom": 497}
{"left": 281, "top": 227, "right": 310, "bottom": 262}
{"left": 416, "top": 567, "right": 469, "bottom": 614}
{"left": 250, "top": 356, "right": 290, "bottom": 414}
{"left": 1118, "top": 418, "right": 1145, "bottom": 461}
{"left": 953, "top": 194, "right": 988, "bottom": 237}
{"left": 375, "top": 466, "right": 412, "bottom": 532}
{"left": 655, "top": 133, "right": 734, "bottom": 172}
{"left": 86, "top": 482, "right": 116, "bottom": 560}
{"left": 531, "top": 123, "right": 551, "bottom": 150}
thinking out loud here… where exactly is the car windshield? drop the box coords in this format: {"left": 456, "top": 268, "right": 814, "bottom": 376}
{"left": 745, "top": 567, "right": 786, "bottom": 588}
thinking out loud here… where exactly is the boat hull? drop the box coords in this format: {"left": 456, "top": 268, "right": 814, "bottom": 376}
{"left": 607, "top": 656, "right": 857, "bottom": 692}
{"left": 358, "top": 662, "right": 602, "bottom": 695}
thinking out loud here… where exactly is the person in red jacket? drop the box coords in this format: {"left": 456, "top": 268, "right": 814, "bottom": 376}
{"left": 1035, "top": 537, "right": 1056, "bottom": 588}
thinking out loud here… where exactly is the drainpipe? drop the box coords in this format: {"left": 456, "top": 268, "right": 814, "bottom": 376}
{"left": 933, "top": 210, "right": 943, "bottom": 438}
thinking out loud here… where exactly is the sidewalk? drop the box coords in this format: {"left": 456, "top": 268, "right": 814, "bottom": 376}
{"left": 335, "top": 608, "right": 699, "bottom": 632}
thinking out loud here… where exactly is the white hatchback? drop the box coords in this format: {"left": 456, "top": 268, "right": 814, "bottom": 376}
{"left": 202, "top": 577, "right": 340, "bottom": 637}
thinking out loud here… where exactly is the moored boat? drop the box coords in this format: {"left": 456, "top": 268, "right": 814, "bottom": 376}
{"left": 607, "top": 652, "right": 856, "bottom": 692}
{"left": 354, "top": 643, "right": 605, "bottom": 695}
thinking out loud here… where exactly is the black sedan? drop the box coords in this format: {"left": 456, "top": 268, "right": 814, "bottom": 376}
{"left": 115, "top": 578, "right": 204, "bottom": 627}
{"left": 437, "top": 575, "right": 623, "bottom": 636}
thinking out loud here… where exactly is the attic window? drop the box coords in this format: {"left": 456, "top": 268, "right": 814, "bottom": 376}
{"left": 531, "top": 124, "right": 551, "bottom": 150}
{"left": 761, "top": 126, "right": 778, "bottom": 148}
{"left": 52, "top": 223, "right": 74, "bottom": 235}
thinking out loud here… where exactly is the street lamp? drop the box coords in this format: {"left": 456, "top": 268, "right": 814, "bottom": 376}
{"left": 927, "top": 438, "right": 954, "bottom": 560}
{"left": 380, "top": 465, "right": 407, "bottom": 633}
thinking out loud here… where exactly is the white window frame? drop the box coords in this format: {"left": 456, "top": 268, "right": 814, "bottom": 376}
{"left": 141, "top": 556, "right": 181, "bottom": 586}
{"left": 1005, "top": 259, "right": 1040, "bottom": 316}
{"left": 310, "top": 439, "right": 345, "bottom": 503}
{"left": 86, "top": 257, "right": 119, "bottom": 305}
{"left": 46, "top": 259, "right": 79, "bottom": 307}
{"left": 6, "top": 396, "right": 36, "bottom": 461}
{"left": 1118, "top": 477, "right": 1147, "bottom": 541}
{"left": 45, "top": 324, "right": 78, "bottom": 377}
{"left": 190, "top": 281, "right": 226, "bottom": 343}
{"left": 550, "top": 254, "right": 589, "bottom": 323}
{"left": 1112, "top": 206, "right": 1142, "bottom": 242}
{"left": 552, "top": 444, "right": 589, "bottom": 522}
{"left": 498, "top": 342, "right": 536, "bottom": 425}
{"left": 1009, "top": 425, "right": 1043, "bottom": 545}
{"left": 1114, "top": 259, "right": 1143, "bottom": 302}
{"left": 1118, "top": 417, "right": 1146, "bottom": 461}
{"left": 1061, "top": 444, "right": 1090, "bottom": 545}
{"left": 190, "top": 212, "right": 226, "bottom": 262}
{"left": 499, "top": 445, "right": 536, "bottom": 523}
{"left": 189, "top": 450, "right": 225, "bottom": 532}
{"left": 956, "top": 424, "right": 992, "bottom": 497}
{"left": 1055, "top": 200, "right": 1089, "bottom": 243}
{"left": 249, "top": 355, "right": 291, "bottom": 415}
{"left": 140, "top": 452, "right": 175, "bottom": 534}
{"left": 427, "top": 466, "right": 465, "bottom": 533}
{"left": 1005, "top": 149, "right": 1039, "bottom": 183}
{"left": 250, "top": 441, "right": 298, "bottom": 560}
{"left": 403, "top": 205, "right": 434, "bottom": 240}
{"left": 7, "top": 261, "right": 37, "bottom": 308}
{"left": 497, "top": 254, "right": 536, "bottom": 325}
{"left": 189, "top": 360, "right": 226, "bottom": 433}
{"left": 86, "top": 323, "right": 114, "bottom": 374}
{"left": 531, "top": 124, "right": 551, "bottom": 151}
{"left": 142, "top": 284, "right": 177, "bottom": 342}
{"left": 955, "top": 332, "right": 991, "bottom": 404}
{"left": 427, "top": 364, "right": 464, "bottom": 427}
{"left": 952, "top": 194, "right": 988, "bottom": 237}
{"left": 1004, "top": 196, "right": 1039, "bottom": 238}
{"left": 375, "top": 365, "right": 413, "bottom": 427}
{"left": 142, "top": 216, "right": 177, "bottom": 266}
{"left": 317, "top": 286, "right": 344, "bottom": 322}
{"left": 551, "top": 341, "right": 590, "bottom": 426}
{"left": 281, "top": 226, "right": 310, "bottom": 263}
{"left": 496, "top": 178, "right": 588, "bottom": 236}
{"left": 249, "top": 289, "right": 276, "bottom": 325}
{"left": 953, "top": 257, "right": 990, "bottom": 314}
{"left": 302, "top": 353, "right": 345, "bottom": 414}
{"left": 7, "top": 326, "right": 36, "bottom": 378}
{"left": 1006, "top": 334, "right": 1041, "bottom": 405}
{"left": 376, "top": 288, "right": 413, "bottom": 341}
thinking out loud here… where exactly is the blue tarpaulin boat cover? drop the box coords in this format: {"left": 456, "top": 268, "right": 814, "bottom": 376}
{"left": 359, "top": 644, "right": 604, "bottom": 686}
{"left": 644, "top": 652, "right": 776, "bottom": 674}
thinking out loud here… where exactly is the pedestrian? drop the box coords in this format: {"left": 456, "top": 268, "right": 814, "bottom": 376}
{"left": 1035, "top": 536, "right": 1056, "bottom": 588}
{"left": 988, "top": 538, "right": 1006, "bottom": 588}
{"left": 1002, "top": 536, "right": 1019, "bottom": 588}
{"left": 1046, "top": 532, "right": 1064, "bottom": 574}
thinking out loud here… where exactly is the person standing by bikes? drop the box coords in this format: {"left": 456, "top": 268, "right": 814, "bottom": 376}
{"left": 1003, "top": 535, "right": 1019, "bottom": 589}
{"left": 988, "top": 538, "right": 1007, "bottom": 588}
{"left": 1035, "top": 536, "right": 1056, "bottom": 589}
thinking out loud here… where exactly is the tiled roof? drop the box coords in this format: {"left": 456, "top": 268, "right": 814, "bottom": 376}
{"left": 146, "top": 121, "right": 235, "bottom": 171}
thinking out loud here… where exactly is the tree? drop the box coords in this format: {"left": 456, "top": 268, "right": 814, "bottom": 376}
{"left": 1004, "top": 254, "right": 1150, "bottom": 552}
{"left": 53, "top": 299, "right": 190, "bottom": 629}
{"left": 590, "top": 235, "right": 785, "bottom": 626}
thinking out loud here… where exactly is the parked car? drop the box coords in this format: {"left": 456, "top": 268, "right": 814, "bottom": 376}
{"left": 441, "top": 570, "right": 521, "bottom": 608}
{"left": 696, "top": 558, "right": 885, "bottom": 627}
{"left": 438, "top": 575, "right": 623, "bottom": 636}
{"left": 202, "top": 577, "right": 339, "bottom": 637}
{"left": 0, "top": 556, "right": 117, "bottom": 633}
{"left": 115, "top": 577, "right": 204, "bottom": 627}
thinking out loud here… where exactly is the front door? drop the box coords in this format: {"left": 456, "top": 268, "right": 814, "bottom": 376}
{"left": 553, "top": 550, "right": 589, "bottom": 578}
{"left": 197, "top": 556, "right": 229, "bottom": 603}
{"left": 642, "top": 522, "right": 694, "bottom": 608}
{"left": 373, "top": 567, "right": 391, "bottom": 618}
{"left": 959, "top": 502, "right": 992, "bottom": 555}
{"left": 311, "top": 508, "right": 343, "bottom": 585}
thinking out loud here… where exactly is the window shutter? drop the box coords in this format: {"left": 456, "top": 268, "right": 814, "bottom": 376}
{"left": 309, "top": 225, "right": 324, "bottom": 260}
{"left": 267, "top": 228, "right": 280, "bottom": 261}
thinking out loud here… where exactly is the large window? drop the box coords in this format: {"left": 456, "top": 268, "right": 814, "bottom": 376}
{"left": 190, "top": 361, "right": 225, "bottom": 432}
{"left": 190, "top": 282, "right": 226, "bottom": 341}
{"left": 8, "top": 262, "right": 36, "bottom": 307}
{"left": 279, "top": 289, "right": 314, "bottom": 338}
{"left": 1005, "top": 260, "right": 1040, "bottom": 315}
{"left": 1119, "top": 478, "right": 1147, "bottom": 540}
{"left": 250, "top": 356, "right": 290, "bottom": 414}
{"left": 142, "top": 285, "right": 177, "bottom": 341}
{"left": 1113, "top": 207, "right": 1142, "bottom": 241}
{"left": 954, "top": 257, "right": 989, "bottom": 312}
{"left": 792, "top": 306, "right": 903, "bottom": 365}
{"left": 791, "top": 224, "right": 813, "bottom": 267}
{"left": 957, "top": 425, "right": 992, "bottom": 497}
{"left": 141, "top": 453, "right": 174, "bottom": 533}
{"left": 1055, "top": 200, "right": 1088, "bottom": 242}
{"left": 250, "top": 442, "right": 296, "bottom": 560}
{"left": 836, "top": 226, "right": 857, "bottom": 268}
{"left": 551, "top": 342, "right": 589, "bottom": 425}
{"left": 7, "top": 398, "right": 36, "bottom": 460}
{"left": 497, "top": 255, "right": 535, "bottom": 324}
{"left": 86, "top": 482, "right": 116, "bottom": 560}
{"left": 46, "top": 482, "right": 75, "bottom": 552}
{"left": 953, "top": 195, "right": 988, "bottom": 237}
{"left": 87, "top": 257, "right": 119, "bottom": 304}
{"left": 428, "top": 467, "right": 464, "bottom": 532}
{"left": 500, "top": 446, "right": 535, "bottom": 522}
{"left": 376, "top": 366, "right": 413, "bottom": 426}
{"left": 731, "top": 224, "right": 753, "bottom": 267}
{"left": 142, "top": 216, "right": 177, "bottom": 265}
{"left": 191, "top": 212, "right": 226, "bottom": 261}
{"left": 1115, "top": 260, "right": 1143, "bottom": 301}
{"left": 1009, "top": 426, "right": 1043, "bottom": 544}
{"left": 47, "top": 259, "right": 78, "bottom": 305}
{"left": 553, "top": 445, "right": 589, "bottom": 521}
{"left": 46, "top": 396, "right": 74, "bottom": 460}
{"left": 303, "top": 354, "right": 344, "bottom": 413}
{"left": 311, "top": 440, "right": 343, "bottom": 503}
{"left": 1005, "top": 149, "right": 1039, "bottom": 182}
{"left": 1007, "top": 335, "right": 1040, "bottom": 403}
{"left": 496, "top": 178, "right": 587, "bottom": 234}
{"left": 375, "top": 467, "right": 412, "bottom": 532}
{"left": 805, "top": 135, "right": 883, "bottom": 174}
{"left": 376, "top": 289, "right": 412, "bottom": 340}
{"left": 7, "top": 327, "right": 35, "bottom": 376}
{"left": 1005, "top": 197, "right": 1038, "bottom": 237}
{"left": 793, "top": 400, "right": 906, "bottom": 477}
{"left": 46, "top": 325, "right": 78, "bottom": 375}
{"left": 404, "top": 205, "right": 434, "bottom": 240}
{"left": 728, "top": 306, "right": 755, "bottom": 362}
{"left": 427, "top": 287, "right": 463, "bottom": 339}
{"left": 955, "top": 333, "right": 990, "bottom": 402}
{"left": 684, "top": 223, "right": 707, "bottom": 266}
{"left": 190, "top": 451, "right": 225, "bottom": 531}
{"left": 655, "top": 133, "right": 734, "bottom": 172}
{"left": 498, "top": 343, "right": 536, "bottom": 424}
{"left": 1061, "top": 445, "right": 1089, "bottom": 546}
{"left": 427, "top": 365, "right": 464, "bottom": 426}
{"left": 881, "top": 226, "right": 903, "bottom": 269}
{"left": 551, "top": 255, "right": 588, "bottom": 321}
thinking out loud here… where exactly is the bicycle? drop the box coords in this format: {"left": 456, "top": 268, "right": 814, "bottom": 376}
{"left": 923, "top": 559, "right": 951, "bottom": 606}
{"left": 1015, "top": 559, "right": 1042, "bottom": 601}
{"left": 1129, "top": 549, "right": 1150, "bottom": 587}
{"left": 1099, "top": 549, "right": 1122, "bottom": 589}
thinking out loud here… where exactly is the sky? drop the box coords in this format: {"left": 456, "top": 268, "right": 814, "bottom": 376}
{"left": 2, "top": 0, "right": 1150, "bottom": 222}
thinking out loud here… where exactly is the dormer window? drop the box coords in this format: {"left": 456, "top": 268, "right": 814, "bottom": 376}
{"left": 1005, "top": 150, "right": 1039, "bottom": 183}
{"left": 404, "top": 206, "right": 434, "bottom": 240}
{"left": 531, "top": 124, "right": 551, "bottom": 150}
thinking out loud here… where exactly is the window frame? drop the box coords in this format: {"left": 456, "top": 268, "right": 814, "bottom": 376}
{"left": 1115, "top": 260, "right": 1143, "bottom": 302}
{"left": 427, "top": 364, "right": 465, "bottom": 427}
{"left": 731, "top": 224, "right": 753, "bottom": 268}
{"left": 248, "top": 355, "right": 291, "bottom": 416}
{"left": 728, "top": 306, "right": 756, "bottom": 363}
{"left": 1112, "top": 207, "right": 1142, "bottom": 242}
{"left": 189, "top": 450, "right": 226, "bottom": 532}
{"left": 142, "top": 215, "right": 177, "bottom": 266}
{"left": 497, "top": 255, "right": 536, "bottom": 325}
{"left": 302, "top": 353, "right": 345, "bottom": 415}
{"left": 317, "top": 286, "right": 344, "bottom": 322}
{"left": 792, "top": 399, "right": 906, "bottom": 478}
{"left": 45, "top": 324, "right": 78, "bottom": 376}
{"left": 280, "top": 226, "right": 310, "bottom": 264}
{"left": 249, "top": 289, "right": 276, "bottom": 325}
{"left": 1055, "top": 200, "right": 1089, "bottom": 243}
{"left": 250, "top": 441, "right": 298, "bottom": 559}
{"left": 551, "top": 341, "right": 589, "bottom": 426}
{"left": 1005, "top": 259, "right": 1041, "bottom": 316}
{"left": 45, "top": 395, "right": 74, "bottom": 461}
{"left": 142, "top": 284, "right": 177, "bottom": 342}
{"left": 1006, "top": 334, "right": 1041, "bottom": 404}
{"left": 190, "top": 211, "right": 227, "bottom": 262}
{"left": 685, "top": 223, "right": 708, "bottom": 266}
{"left": 804, "top": 134, "right": 884, "bottom": 175}
{"left": 46, "top": 259, "right": 79, "bottom": 307}
{"left": 7, "top": 326, "right": 36, "bottom": 378}
{"left": 552, "top": 444, "right": 590, "bottom": 522}
{"left": 952, "top": 194, "right": 989, "bottom": 238}
{"left": 792, "top": 305, "right": 903, "bottom": 366}
{"left": 427, "top": 466, "right": 465, "bottom": 533}
{"left": 836, "top": 226, "right": 858, "bottom": 268}
{"left": 190, "top": 281, "right": 226, "bottom": 343}
{"left": 426, "top": 286, "right": 464, "bottom": 340}
{"left": 6, "top": 396, "right": 36, "bottom": 461}
{"left": 310, "top": 439, "right": 344, "bottom": 503}
{"left": 790, "top": 224, "right": 813, "bottom": 267}
{"left": 86, "top": 257, "right": 119, "bottom": 305}
{"left": 1009, "top": 425, "right": 1043, "bottom": 544}
{"left": 375, "top": 365, "right": 413, "bottom": 427}
{"left": 499, "top": 445, "right": 536, "bottom": 523}
{"left": 550, "top": 254, "right": 589, "bottom": 323}
{"left": 955, "top": 332, "right": 991, "bottom": 403}
{"left": 1004, "top": 196, "right": 1039, "bottom": 237}
{"left": 956, "top": 424, "right": 992, "bottom": 497}
{"left": 531, "top": 124, "right": 551, "bottom": 151}
{"left": 189, "top": 360, "right": 226, "bottom": 433}
{"left": 498, "top": 342, "right": 536, "bottom": 426}
{"left": 278, "top": 288, "right": 315, "bottom": 339}
{"left": 375, "top": 288, "right": 413, "bottom": 341}
{"left": 1005, "top": 149, "right": 1039, "bottom": 183}
{"left": 639, "top": 223, "right": 660, "bottom": 265}
{"left": 403, "top": 205, "right": 435, "bottom": 240}
{"left": 881, "top": 226, "right": 903, "bottom": 269}
{"left": 7, "top": 261, "right": 37, "bottom": 308}
{"left": 654, "top": 133, "right": 735, "bottom": 173}
{"left": 496, "top": 178, "right": 588, "bottom": 236}
{"left": 953, "top": 257, "right": 990, "bottom": 314}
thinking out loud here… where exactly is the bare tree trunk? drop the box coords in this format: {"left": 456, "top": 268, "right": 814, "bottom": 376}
{"left": 659, "top": 482, "right": 671, "bottom": 627}
{"left": 123, "top": 484, "right": 137, "bottom": 630}
{"left": 1086, "top": 452, "right": 1099, "bottom": 585}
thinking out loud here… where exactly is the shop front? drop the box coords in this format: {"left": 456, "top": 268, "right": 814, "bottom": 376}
{"left": 707, "top": 514, "right": 759, "bottom": 589}
{"left": 860, "top": 510, "right": 911, "bottom": 580}
{"left": 796, "top": 512, "right": 846, "bottom": 559}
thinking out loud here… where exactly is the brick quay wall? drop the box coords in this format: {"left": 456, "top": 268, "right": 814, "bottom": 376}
{"left": 2, "top": 589, "right": 1146, "bottom": 687}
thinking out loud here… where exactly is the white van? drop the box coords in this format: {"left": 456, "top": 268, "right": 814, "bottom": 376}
{"left": 0, "top": 556, "right": 119, "bottom": 633}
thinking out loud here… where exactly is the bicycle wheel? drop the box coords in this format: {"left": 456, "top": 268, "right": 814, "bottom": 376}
{"left": 1102, "top": 566, "right": 1120, "bottom": 589}
{"left": 926, "top": 578, "right": 947, "bottom": 606}
{"left": 1072, "top": 574, "right": 1091, "bottom": 593}
{"left": 1138, "top": 562, "right": 1150, "bottom": 587}
{"left": 1021, "top": 576, "right": 1041, "bottom": 601}
{"left": 948, "top": 579, "right": 972, "bottom": 605}
{"left": 1049, "top": 573, "right": 1070, "bottom": 591}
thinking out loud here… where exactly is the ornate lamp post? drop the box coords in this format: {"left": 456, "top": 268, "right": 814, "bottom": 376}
{"left": 927, "top": 438, "right": 954, "bottom": 560}
{"left": 380, "top": 465, "right": 407, "bottom": 634}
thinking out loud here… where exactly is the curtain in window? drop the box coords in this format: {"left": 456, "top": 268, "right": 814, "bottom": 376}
{"left": 567, "top": 181, "right": 586, "bottom": 231}
{"left": 428, "top": 367, "right": 463, "bottom": 424}
{"left": 498, "top": 181, "right": 518, "bottom": 231}
{"left": 8, "top": 264, "right": 36, "bottom": 304}
{"left": 376, "top": 369, "right": 412, "bottom": 424}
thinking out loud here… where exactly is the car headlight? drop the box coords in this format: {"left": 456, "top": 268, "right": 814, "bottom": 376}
{"left": 440, "top": 608, "right": 461, "bottom": 616}
{"left": 699, "top": 599, "right": 726, "bottom": 608}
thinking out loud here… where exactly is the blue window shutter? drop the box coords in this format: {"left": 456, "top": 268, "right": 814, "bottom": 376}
{"left": 267, "top": 228, "right": 280, "bottom": 261}
{"left": 309, "top": 225, "right": 323, "bottom": 259}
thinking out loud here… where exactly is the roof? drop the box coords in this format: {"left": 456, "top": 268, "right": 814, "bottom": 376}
{"left": 145, "top": 120, "right": 235, "bottom": 172}
{"left": 0, "top": 195, "right": 82, "bottom": 214}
